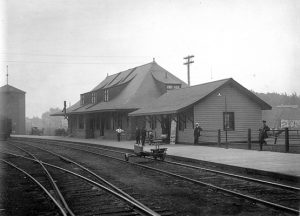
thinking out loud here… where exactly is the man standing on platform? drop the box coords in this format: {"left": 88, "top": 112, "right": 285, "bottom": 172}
{"left": 259, "top": 120, "right": 270, "bottom": 150}
{"left": 194, "top": 123, "right": 203, "bottom": 144}
{"left": 116, "top": 127, "right": 123, "bottom": 142}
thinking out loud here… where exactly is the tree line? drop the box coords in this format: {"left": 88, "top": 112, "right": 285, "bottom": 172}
{"left": 253, "top": 91, "right": 300, "bottom": 107}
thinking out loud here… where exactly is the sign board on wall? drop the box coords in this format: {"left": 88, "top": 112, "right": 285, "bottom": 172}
{"left": 170, "top": 119, "right": 177, "bottom": 144}
{"left": 281, "top": 120, "right": 300, "bottom": 128}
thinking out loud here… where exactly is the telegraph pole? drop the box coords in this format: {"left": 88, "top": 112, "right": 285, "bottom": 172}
{"left": 183, "top": 55, "right": 194, "bottom": 86}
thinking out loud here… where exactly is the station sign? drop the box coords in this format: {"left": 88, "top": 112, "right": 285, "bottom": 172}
{"left": 281, "top": 119, "right": 300, "bottom": 128}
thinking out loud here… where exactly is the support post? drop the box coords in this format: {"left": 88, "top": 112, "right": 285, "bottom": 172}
{"left": 218, "top": 129, "right": 221, "bottom": 147}
{"left": 247, "top": 128, "right": 251, "bottom": 150}
{"left": 285, "top": 127, "right": 289, "bottom": 153}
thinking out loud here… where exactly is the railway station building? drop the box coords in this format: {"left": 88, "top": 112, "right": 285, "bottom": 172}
{"left": 59, "top": 61, "right": 271, "bottom": 143}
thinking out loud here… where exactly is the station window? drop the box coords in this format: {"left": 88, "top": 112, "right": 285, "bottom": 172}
{"left": 223, "top": 112, "right": 235, "bottom": 131}
{"left": 91, "top": 92, "right": 96, "bottom": 104}
{"left": 80, "top": 95, "right": 85, "bottom": 105}
{"left": 150, "top": 116, "right": 156, "bottom": 130}
{"left": 104, "top": 89, "right": 109, "bottom": 102}
{"left": 78, "top": 115, "right": 84, "bottom": 129}
{"left": 166, "top": 84, "right": 181, "bottom": 90}
{"left": 118, "top": 115, "right": 122, "bottom": 129}
{"left": 96, "top": 115, "right": 100, "bottom": 130}
{"left": 105, "top": 116, "right": 111, "bottom": 129}
{"left": 179, "top": 114, "right": 186, "bottom": 131}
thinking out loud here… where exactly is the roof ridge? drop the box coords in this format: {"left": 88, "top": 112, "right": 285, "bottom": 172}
{"left": 105, "top": 61, "right": 154, "bottom": 77}
{"left": 165, "top": 78, "right": 232, "bottom": 93}
{"left": 0, "top": 84, "right": 26, "bottom": 93}
{"left": 188, "top": 78, "right": 231, "bottom": 88}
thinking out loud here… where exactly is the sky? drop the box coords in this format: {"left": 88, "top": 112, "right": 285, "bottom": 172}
{"left": 0, "top": 0, "right": 299, "bottom": 118}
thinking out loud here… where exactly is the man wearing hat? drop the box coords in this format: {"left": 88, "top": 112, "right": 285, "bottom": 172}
{"left": 194, "top": 123, "right": 203, "bottom": 144}
{"left": 259, "top": 120, "right": 270, "bottom": 151}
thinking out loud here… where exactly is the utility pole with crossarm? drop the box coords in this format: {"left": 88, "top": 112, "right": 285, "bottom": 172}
{"left": 183, "top": 55, "right": 194, "bottom": 86}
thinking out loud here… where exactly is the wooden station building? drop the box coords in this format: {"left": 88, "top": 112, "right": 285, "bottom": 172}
{"left": 58, "top": 61, "right": 271, "bottom": 143}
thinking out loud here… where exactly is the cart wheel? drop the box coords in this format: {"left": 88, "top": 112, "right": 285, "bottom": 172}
{"left": 161, "top": 154, "right": 166, "bottom": 161}
{"left": 124, "top": 153, "right": 129, "bottom": 162}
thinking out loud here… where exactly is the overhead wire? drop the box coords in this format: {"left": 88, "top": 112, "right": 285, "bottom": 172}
{"left": 0, "top": 52, "right": 151, "bottom": 65}
{"left": 0, "top": 52, "right": 151, "bottom": 58}
{"left": 0, "top": 60, "right": 146, "bottom": 65}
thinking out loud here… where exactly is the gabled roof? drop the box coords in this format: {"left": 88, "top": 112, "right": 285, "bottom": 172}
{"left": 0, "top": 84, "right": 26, "bottom": 94}
{"left": 129, "top": 78, "right": 272, "bottom": 116}
{"left": 52, "top": 61, "right": 187, "bottom": 116}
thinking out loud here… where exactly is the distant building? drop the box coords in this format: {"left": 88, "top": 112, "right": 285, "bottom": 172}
{"left": 55, "top": 61, "right": 272, "bottom": 143}
{"left": 263, "top": 105, "right": 300, "bottom": 129}
{"left": 0, "top": 84, "right": 26, "bottom": 134}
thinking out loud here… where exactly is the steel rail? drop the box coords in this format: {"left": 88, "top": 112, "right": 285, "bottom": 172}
{"left": 11, "top": 139, "right": 300, "bottom": 214}
{"left": 10, "top": 140, "right": 159, "bottom": 216}
{"left": 28, "top": 142, "right": 299, "bottom": 215}
{"left": 33, "top": 139, "right": 300, "bottom": 191}
{"left": 8, "top": 143, "right": 75, "bottom": 216}
{"left": 0, "top": 151, "right": 159, "bottom": 216}
{"left": 0, "top": 159, "right": 68, "bottom": 216}
{"left": 152, "top": 158, "right": 300, "bottom": 191}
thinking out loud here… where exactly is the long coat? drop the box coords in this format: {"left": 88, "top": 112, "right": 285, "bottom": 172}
{"left": 194, "top": 126, "right": 202, "bottom": 138}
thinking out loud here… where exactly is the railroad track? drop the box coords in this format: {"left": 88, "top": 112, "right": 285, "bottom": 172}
{"left": 1, "top": 141, "right": 167, "bottom": 216}
{"left": 6, "top": 138, "right": 300, "bottom": 215}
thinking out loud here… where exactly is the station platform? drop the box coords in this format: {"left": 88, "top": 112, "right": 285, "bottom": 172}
{"left": 9, "top": 135, "right": 300, "bottom": 180}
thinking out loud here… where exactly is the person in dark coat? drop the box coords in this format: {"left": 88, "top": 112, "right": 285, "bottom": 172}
{"left": 116, "top": 127, "right": 123, "bottom": 142}
{"left": 259, "top": 120, "right": 270, "bottom": 151}
{"left": 194, "top": 123, "right": 203, "bottom": 144}
{"left": 135, "top": 127, "right": 141, "bottom": 144}
{"left": 141, "top": 127, "right": 147, "bottom": 146}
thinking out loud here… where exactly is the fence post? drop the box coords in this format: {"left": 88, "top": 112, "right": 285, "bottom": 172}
{"left": 218, "top": 129, "right": 221, "bottom": 147}
{"left": 285, "top": 127, "right": 289, "bottom": 153}
{"left": 247, "top": 128, "right": 251, "bottom": 150}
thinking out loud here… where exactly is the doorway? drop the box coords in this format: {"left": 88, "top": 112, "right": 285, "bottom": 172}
{"left": 161, "top": 115, "right": 170, "bottom": 142}
{"left": 100, "top": 117, "right": 105, "bottom": 136}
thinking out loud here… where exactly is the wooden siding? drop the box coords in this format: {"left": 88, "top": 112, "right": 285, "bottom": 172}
{"left": 0, "top": 91, "right": 26, "bottom": 134}
{"left": 192, "top": 84, "right": 261, "bottom": 143}
{"left": 177, "top": 117, "right": 194, "bottom": 143}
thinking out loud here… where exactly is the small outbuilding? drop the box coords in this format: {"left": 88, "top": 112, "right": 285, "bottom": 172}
{"left": 0, "top": 84, "right": 26, "bottom": 134}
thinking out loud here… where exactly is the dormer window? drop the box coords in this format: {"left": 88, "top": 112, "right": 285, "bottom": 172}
{"left": 80, "top": 95, "right": 85, "bottom": 105}
{"left": 104, "top": 89, "right": 109, "bottom": 102}
{"left": 91, "top": 92, "right": 96, "bottom": 104}
{"left": 166, "top": 84, "right": 181, "bottom": 90}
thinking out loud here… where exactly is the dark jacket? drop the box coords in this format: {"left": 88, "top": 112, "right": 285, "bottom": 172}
{"left": 135, "top": 128, "right": 140, "bottom": 137}
{"left": 260, "top": 125, "right": 270, "bottom": 139}
{"left": 141, "top": 128, "right": 147, "bottom": 138}
{"left": 194, "top": 126, "right": 202, "bottom": 137}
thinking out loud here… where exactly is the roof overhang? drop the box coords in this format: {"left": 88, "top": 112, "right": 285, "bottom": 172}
{"left": 129, "top": 109, "right": 177, "bottom": 117}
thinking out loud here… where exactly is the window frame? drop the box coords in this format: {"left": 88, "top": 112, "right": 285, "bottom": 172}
{"left": 223, "top": 112, "right": 235, "bottom": 131}
{"left": 150, "top": 116, "right": 156, "bottom": 130}
{"left": 178, "top": 113, "right": 186, "bottom": 131}
{"left": 91, "top": 92, "right": 96, "bottom": 104}
{"left": 80, "top": 95, "right": 85, "bottom": 105}
{"left": 104, "top": 89, "right": 109, "bottom": 102}
{"left": 78, "top": 115, "right": 84, "bottom": 129}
